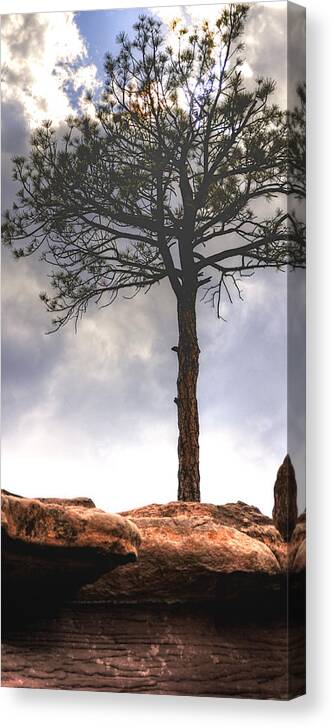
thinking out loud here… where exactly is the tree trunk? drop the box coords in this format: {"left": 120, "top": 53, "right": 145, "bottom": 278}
{"left": 175, "top": 290, "right": 200, "bottom": 501}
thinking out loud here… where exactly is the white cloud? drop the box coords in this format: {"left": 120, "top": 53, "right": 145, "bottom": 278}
{"left": 152, "top": 3, "right": 222, "bottom": 28}
{"left": 1, "top": 12, "right": 100, "bottom": 128}
{"left": 152, "top": 2, "right": 288, "bottom": 106}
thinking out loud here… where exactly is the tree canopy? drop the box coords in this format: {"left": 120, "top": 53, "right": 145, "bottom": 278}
{"left": 2, "top": 4, "right": 305, "bottom": 330}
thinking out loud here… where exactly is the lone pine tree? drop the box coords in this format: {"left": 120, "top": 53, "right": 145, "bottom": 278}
{"left": 2, "top": 5, "right": 305, "bottom": 501}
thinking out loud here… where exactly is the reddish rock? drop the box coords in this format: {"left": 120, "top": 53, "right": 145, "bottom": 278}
{"left": 2, "top": 466, "right": 305, "bottom": 609}
{"left": 1, "top": 489, "right": 95, "bottom": 509}
{"left": 1, "top": 461, "right": 306, "bottom": 699}
{"left": 2, "top": 492, "right": 141, "bottom": 554}
{"left": 80, "top": 501, "right": 288, "bottom": 603}
{"left": 292, "top": 539, "right": 306, "bottom": 572}
{"left": 289, "top": 512, "right": 306, "bottom": 571}
{"left": 1, "top": 603, "right": 305, "bottom": 698}
{"left": 1, "top": 491, "right": 141, "bottom": 610}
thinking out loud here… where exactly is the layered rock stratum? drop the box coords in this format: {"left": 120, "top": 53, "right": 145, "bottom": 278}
{"left": 1, "top": 470, "right": 306, "bottom": 698}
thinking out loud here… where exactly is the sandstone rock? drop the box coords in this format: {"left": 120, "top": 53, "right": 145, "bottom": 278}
{"left": 1, "top": 602, "right": 305, "bottom": 697}
{"left": 272, "top": 455, "right": 298, "bottom": 541}
{"left": 80, "top": 501, "right": 286, "bottom": 603}
{"left": 2, "top": 483, "right": 305, "bottom": 610}
{"left": 289, "top": 512, "right": 306, "bottom": 571}
{"left": 1, "top": 491, "right": 141, "bottom": 612}
{"left": 1, "top": 489, "right": 95, "bottom": 509}
{"left": 1, "top": 475, "right": 306, "bottom": 698}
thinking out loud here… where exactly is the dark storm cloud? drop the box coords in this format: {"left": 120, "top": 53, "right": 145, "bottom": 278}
{"left": 42, "top": 283, "right": 179, "bottom": 441}
{"left": 1, "top": 99, "right": 28, "bottom": 157}
{"left": 245, "top": 2, "right": 287, "bottom": 99}
{"left": 1, "top": 96, "right": 30, "bottom": 217}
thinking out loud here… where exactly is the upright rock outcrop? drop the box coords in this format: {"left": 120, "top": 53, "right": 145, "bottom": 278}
{"left": 272, "top": 454, "right": 298, "bottom": 541}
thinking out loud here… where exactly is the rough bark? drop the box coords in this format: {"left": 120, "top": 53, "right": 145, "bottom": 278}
{"left": 176, "top": 291, "right": 200, "bottom": 502}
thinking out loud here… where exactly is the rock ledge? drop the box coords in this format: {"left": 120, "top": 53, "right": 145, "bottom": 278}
{"left": 2, "top": 491, "right": 141, "bottom": 610}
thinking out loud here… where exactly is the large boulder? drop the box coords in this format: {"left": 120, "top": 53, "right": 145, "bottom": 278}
{"left": 1, "top": 490, "right": 141, "bottom": 612}
{"left": 80, "top": 500, "right": 305, "bottom": 603}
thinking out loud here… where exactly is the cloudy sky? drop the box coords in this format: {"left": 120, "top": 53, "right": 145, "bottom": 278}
{"left": 1, "top": 2, "right": 305, "bottom": 516}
